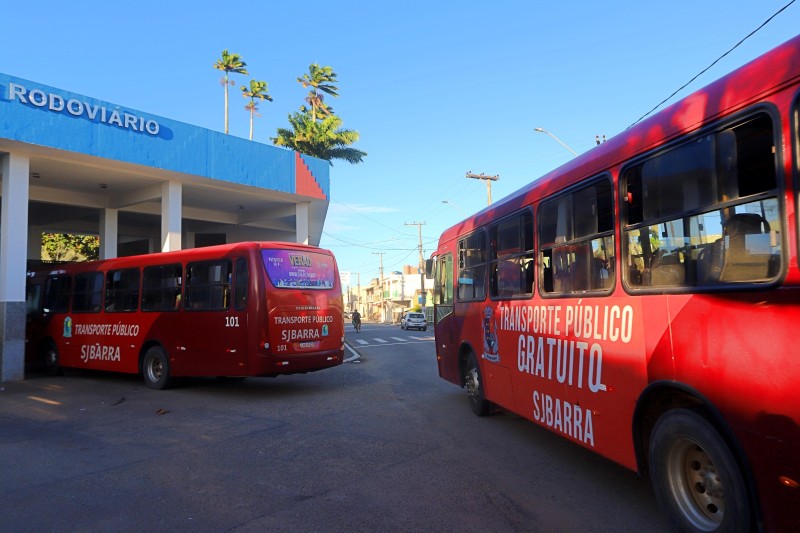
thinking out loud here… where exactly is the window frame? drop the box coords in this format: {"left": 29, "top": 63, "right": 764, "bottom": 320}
{"left": 619, "top": 106, "right": 785, "bottom": 294}
{"left": 104, "top": 268, "right": 141, "bottom": 313}
{"left": 537, "top": 174, "right": 616, "bottom": 298}
{"left": 141, "top": 263, "right": 183, "bottom": 312}
{"left": 43, "top": 274, "right": 71, "bottom": 314}
{"left": 489, "top": 208, "right": 535, "bottom": 300}
{"left": 456, "top": 229, "right": 488, "bottom": 302}
{"left": 72, "top": 271, "right": 104, "bottom": 313}
{"left": 184, "top": 259, "right": 233, "bottom": 311}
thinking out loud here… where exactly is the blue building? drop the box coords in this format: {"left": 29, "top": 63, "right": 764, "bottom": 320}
{"left": 0, "top": 73, "right": 331, "bottom": 381}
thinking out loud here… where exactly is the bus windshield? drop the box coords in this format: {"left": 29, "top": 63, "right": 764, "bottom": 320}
{"left": 262, "top": 249, "right": 336, "bottom": 289}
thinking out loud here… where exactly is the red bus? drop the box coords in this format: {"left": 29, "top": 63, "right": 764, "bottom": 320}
{"left": 427, "top": 35, "right": 800, "bottom": 532}
{"left": 25, "top": 241, "right": 344, "bottom": 389}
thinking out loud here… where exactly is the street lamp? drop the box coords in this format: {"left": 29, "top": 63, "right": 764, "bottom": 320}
{"left": 441, "top": 200, "right": 466, "bottom": 216}
{"left": 534, "top": 127, "right": 578, "bottom": 156}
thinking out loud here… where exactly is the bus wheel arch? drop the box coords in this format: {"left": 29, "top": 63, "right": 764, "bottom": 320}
{"left": 141, "top": 343, "right": 173, "bottom": 390}
{"left": 635, "top": 384, "right": 758, "bottom": 532}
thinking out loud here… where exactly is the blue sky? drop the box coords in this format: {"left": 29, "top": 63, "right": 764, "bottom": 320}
{"left": 4, "top": 1, "right": 799, "bottom": 284}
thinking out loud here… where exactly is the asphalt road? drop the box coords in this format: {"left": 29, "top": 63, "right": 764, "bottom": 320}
{"left": 0, "top": 322, "right": 669, "bottom": 532}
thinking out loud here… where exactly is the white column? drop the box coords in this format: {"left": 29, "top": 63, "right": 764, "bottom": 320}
{"left": 0, "top": 153, "right": 29, "bottom": 301}
{"left": 161, "top": 181, "right": 182, "bottom": 252}
{"left": 0, "top": 153, "right": 30, "bottom": 381}
{"left": 296, "top": 202, "right": 310, "bottom": 245}
{"left": 99, "top": 208, "right": 118, "bottom": 259}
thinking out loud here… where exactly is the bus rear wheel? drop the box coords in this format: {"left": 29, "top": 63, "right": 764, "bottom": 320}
{"left": 142, "top": 347, "right": 173, "bottom": 390}
{"left": 649, "top": 408, "right": 751, "bottom": 533}
{"left": 464, "top": 352, "right": 491, "bottom": 416}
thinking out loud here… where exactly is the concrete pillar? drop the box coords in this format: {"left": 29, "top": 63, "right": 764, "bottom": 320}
{"left": 0, "top": 153, "right": 29, "bottom": 382}
{"left": 99, "top": 208, "right": 118, "bottom": 259}
{"left": 161, "top": 181, "right": 182, "bottom": 252}
{"left": 296, "top": 202, "right": 309, "bottom": 245}
{"left": 27, "top": 227, "right": 41, "bottom": 260}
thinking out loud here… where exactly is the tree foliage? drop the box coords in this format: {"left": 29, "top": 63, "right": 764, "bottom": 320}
{"left": 297, "top": 64, "right": 339, "bottom": 122}
{"left": 41, "top": 233, "right": 99, "bottom": 262}
{"left": 274, "top": 112, "right": 366, "bottom": 165}
{"left": 274, "top": 63, "right": 366, "bottom": 165}
{"left": 241, "top": 79, "right": 273, "bottom": 140}
{"left": 213, "top": 49, "right": 248, "bottom": 134}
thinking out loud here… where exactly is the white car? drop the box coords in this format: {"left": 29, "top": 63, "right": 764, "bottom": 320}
{"left": 401, "top": 312, "right": 427, "bottom": 331}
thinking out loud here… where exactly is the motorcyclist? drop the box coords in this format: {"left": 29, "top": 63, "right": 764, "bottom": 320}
{"left": 351, "top": 309, "right": 362, "bottom": 332}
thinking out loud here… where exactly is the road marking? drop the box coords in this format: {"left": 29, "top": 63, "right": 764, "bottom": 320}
{"left": 344, "top": 342, "right": 360, "bottom": 362}
{"left": 355, "top": 339, "right": 369, "bottom": 345}
{"left": 374, "top": 338, "right": 388, "bottom": 344}
{"left": 390, "top": 337, "right": 406, "bottom": 342}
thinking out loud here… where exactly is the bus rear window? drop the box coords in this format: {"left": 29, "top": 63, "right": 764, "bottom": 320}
{"left": 262, "top": 249, "right": 336, "bottom": 289}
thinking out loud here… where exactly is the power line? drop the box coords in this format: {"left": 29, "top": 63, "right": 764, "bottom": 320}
{"left": 629, "top": 0, "right": 796, "bottom": 128}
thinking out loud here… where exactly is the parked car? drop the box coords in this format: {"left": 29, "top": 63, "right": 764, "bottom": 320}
{"left": 401, "top": 312, "right": 427, "bottom": 331}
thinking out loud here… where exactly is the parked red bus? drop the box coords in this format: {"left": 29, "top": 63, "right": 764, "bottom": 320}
{"left": 427, "top": 35, "right": 800, "bottom": 532}
{"left": 25, "top": 241, "right": 345, "bottom": 389}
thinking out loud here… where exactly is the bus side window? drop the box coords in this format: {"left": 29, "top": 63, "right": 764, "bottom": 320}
{"left": 538, "top": 177, "right": 614, "bottom": 295}
{"left": 142, "top": 264, "right": 182, "bottom": 312}
{"left": 73, "top": 272, "right": 103, "bottom": 313}
{"left": 186, "top": 260, "right": 232, "bottom": 310}
{"left": 623, "top": 113, "right": 780, "bottom": 289}
{"left": 44, "top": 275, "right": 71, "bottom": 314}
{"left": 105, "top": 268, "right": 140, "bottom": 312}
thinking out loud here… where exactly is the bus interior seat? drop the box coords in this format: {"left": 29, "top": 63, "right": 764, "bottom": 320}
{"left": 718, "top": 213, "right": 772, "bottom": 281}
{"left": 699, "top": 213, "right": 771, "bottom": 283}
{"left": 649, "top": 249, "right": 684, "bottom": 286}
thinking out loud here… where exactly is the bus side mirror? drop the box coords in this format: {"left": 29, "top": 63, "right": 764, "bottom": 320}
{"left": 424, "top": 259, "right": 434, "bottom": 279}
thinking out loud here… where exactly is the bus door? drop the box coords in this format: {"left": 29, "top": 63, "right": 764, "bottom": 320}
{"left": 183, "top": 259, "right": 247, "bottom": 375}
{"left": 433, "top": 253, "right": 459, "bottom": 383}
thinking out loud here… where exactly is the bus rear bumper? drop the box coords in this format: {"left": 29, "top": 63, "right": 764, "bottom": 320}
{"left": 253, "top": 348, "right": 344, "bottom": 376}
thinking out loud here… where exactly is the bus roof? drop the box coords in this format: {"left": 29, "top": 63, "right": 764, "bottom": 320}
{"left": 28, "top": 241, "right": 336, "bottom": 274}
{"left": 439, "top": 33, "right": 800, "bottom": 244}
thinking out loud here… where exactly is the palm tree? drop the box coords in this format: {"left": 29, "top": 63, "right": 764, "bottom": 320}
{"left": 297, "top": 64, "right": 338, "bottom": 122}
{"left": 241, "top": 80, "right": 273, "bottom": 140}
{"left": 213, "top": 50, "right": 248, "bottom": 134}
{"left": 273, "top": 111, "right": 366, "bottom": 165}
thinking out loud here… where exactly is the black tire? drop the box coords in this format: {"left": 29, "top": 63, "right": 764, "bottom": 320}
{"left": 142, "top": 346, "right": 173, "bottom": 390}
{"left": 464, "top": 352, "right": 491, "bottom": 416}
{"left": 42, "top": 342, "right": 61, "bottom": 376}
{"left": 649, "top": 408, "right": 752, "bottom": 533}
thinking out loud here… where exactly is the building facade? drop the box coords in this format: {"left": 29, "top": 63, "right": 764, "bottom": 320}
{"left": 0, "top": 73, "right": 331, "bottom": 381}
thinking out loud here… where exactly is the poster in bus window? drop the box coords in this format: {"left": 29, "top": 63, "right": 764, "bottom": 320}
{"left": 262, "top": 250, "right": 335, "bottom": 289}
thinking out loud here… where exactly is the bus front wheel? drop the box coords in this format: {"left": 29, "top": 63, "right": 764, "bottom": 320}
{"left": 42, "top": 342, "right": 61, "bottom": 376}
{"left": 464, "top": 352, "right": 491, "bottom": 417}
{"left": 142, "top": 347, "right": 173, "bottom": 390}
{"left": 649, "top": 408, "right": 751, "bottom": 533}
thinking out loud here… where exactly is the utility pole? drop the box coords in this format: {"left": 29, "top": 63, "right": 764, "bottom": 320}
{"left": 405, "top": 221, "right": 426, "bottom": 309}
{"left": 356, "top": 272, "right": 361, "bottom": 315}
{"left": 466, "top": 171, "right": 499, "bottom": 205}
{"left": 372, "top": 252, "right": 386, "bottom": 323}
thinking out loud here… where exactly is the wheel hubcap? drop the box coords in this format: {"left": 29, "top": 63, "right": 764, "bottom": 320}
{"left": 667, "top": 439, "right": 725, "bottom": 529}
{"left": 148, "top": 358, "right": 163, "bottom": 382}
{"left": 466, "top": 367, "right": 480, "bottom": 403}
